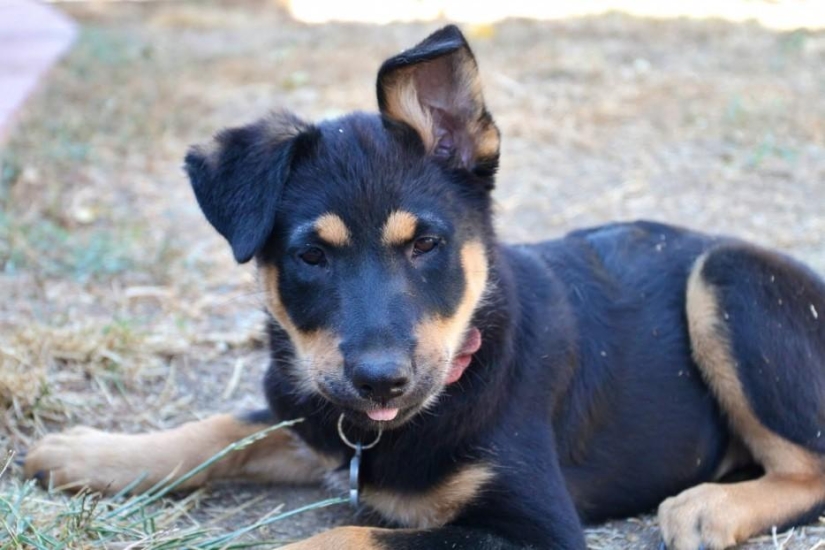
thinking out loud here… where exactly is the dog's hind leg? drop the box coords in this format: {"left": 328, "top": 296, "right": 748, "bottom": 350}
{"left": 659, "top": 245, "right": 825, "bottom": 550}
{"left": 24, "top": 409, "right": 331, "bottom": 494}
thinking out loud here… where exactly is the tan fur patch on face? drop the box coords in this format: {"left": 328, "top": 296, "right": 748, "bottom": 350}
{"left": 260, "top": 265, "right": 344, "bottom": 393}
{"left": 364, "top": 463, "right": 494, "bottom": 528}
{"left": 314, "top": 213, "right": 351, "bottom": 247}
{"left": 382, "top": 210, "right": 418, "bottom": 246}
{"left": 415, "top": 240, "right": 489, "bottom": 379}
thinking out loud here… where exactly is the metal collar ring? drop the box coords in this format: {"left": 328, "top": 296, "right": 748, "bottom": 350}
{"left": 337, "top": 413, "right": 383, "bottom": 450}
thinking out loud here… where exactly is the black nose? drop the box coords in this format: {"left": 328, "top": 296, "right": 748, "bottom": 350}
{"left": 349, "top": 352, "right": 411, "bottom": 401}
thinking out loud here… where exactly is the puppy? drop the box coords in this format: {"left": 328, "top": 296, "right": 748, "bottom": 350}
{"left": 25, "top": 25, "right": 825, "bottom": 550}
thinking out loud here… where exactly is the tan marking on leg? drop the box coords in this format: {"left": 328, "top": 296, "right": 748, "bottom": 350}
{"left": 381, "top": 210, "right": 418, "bottom": 246}
{"left": 686, "top": 255, "right": 822, "bottom": 473}
{"left": 658, "top": 255, "right": 825, "bottom": 550}
{"left": 659, "top": 475, "right": 825, "bottom": 550}
{"left": 363, "top": 463, "right": 494, "bottom": 528}
{"left": 24, "top": 414, "right": 333, "bottom": 494}
{"left": 221, "top": 421, "right": 341, "bottom": 484}
{"left": 314, "top": 213, "right": 351, "bottom": 247}
{"left": 415, "top": 240, "right": 489, "bottom": 380}
{"left": 279, "top": 526, "right": 389, "bottom": 550}
{"left": 710, "top": 438, "right": 751, "bottom": 481}
{"left": 260, "top": 265, "right": 344, "bottom": 394}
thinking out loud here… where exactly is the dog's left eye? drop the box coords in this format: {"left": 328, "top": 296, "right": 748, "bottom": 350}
{"left": 300, "top": 246, "right": 326, "bottom": 266}
{"left": 412, "top": 237, "right": 439, "bottom": 257}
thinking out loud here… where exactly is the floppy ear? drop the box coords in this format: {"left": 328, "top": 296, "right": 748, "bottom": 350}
{"left": 185, "top": 112, "right": 310, "bottom": 263}
{"left": 377, "top": 25, "right": 500, "bottom": 176}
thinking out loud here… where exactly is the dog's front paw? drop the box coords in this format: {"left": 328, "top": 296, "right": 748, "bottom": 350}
{"left": 23, "top": 426, "right": 200, "bottom": 494}
{"left": 279, "top": 526, "right": 387, "bottom": 550}
{"left": 24, "top": 427, "right": 138, "bottom": 493}
{"left": 658, "top": 483, "right": 740, "bottom": 550}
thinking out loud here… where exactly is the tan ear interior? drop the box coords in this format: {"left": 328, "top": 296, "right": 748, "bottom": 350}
{"left": 379, "top": 50, "right": 499, "bottom": 168}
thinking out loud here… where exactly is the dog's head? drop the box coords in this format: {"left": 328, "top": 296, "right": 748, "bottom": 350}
{"left": 185, "top": 26, "right": 499, "bottom": 429}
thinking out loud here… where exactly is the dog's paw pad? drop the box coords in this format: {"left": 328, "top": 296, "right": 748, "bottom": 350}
{"left": 22, "top": 427, "right": 113, "bottom": 491}
{"left": 658, "top": 484, "right": 739, "bottom": 550}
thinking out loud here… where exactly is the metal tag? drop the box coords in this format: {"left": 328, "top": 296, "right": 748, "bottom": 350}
{"left": 349, "top": 441, "right": 362, "bottom": 508}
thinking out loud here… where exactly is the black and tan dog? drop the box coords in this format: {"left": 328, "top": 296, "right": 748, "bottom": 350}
{"left": 24, "top": 26, "right": 825, "bottom": 550}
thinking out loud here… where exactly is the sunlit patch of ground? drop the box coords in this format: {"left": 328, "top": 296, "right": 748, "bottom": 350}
{"left": 287, "top": 0, "right": 825, "bottom": 29}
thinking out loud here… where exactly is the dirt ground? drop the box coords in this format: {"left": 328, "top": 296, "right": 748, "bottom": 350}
{"left": 1, "top": 1, "right": 824, "bottom": 548}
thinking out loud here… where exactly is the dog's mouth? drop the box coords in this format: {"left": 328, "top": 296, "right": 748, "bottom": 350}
{"left": 365, "top": 407, "right": 400, "bottom": 422}
{"left": 445, "top": 326, "right": 482, "bottom": 384}
{"left": 340, "top": 327, "right": 483, "bottom": 428}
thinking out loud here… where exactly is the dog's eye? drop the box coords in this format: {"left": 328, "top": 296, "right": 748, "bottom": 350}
{"left": 300, "top": 246, "right": 326, "bottom": 266}
{"left": 412, "top": 237, "right": 438, "bottom": 257}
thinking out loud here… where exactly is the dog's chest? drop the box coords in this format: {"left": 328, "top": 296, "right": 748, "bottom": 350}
{"left": 324, "top": 462, "right": 494, "bottom": 528}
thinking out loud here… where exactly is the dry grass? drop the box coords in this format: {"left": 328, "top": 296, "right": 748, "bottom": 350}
{"left": 1, "top": 0, "right": 824, "bottom": 548}
{"left": 0, "top": 421, "right": 346, "bottom": 549}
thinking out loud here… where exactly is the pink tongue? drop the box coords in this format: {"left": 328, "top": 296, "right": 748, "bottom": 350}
{"left": 367, "top": 408, "right": 399, "bottom": 421}
{"left": 445, "top": 327, "right": 482, "bottom": 385}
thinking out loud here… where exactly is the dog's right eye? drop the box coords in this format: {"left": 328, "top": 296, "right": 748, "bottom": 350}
{"left": 412, "top": 237, "right": 439, "bottom": 257}
{"left": 299, "top": 246, "right": 326, "bottom": 266}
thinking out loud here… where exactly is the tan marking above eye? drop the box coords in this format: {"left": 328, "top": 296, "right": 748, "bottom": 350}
{"left": 314, "top": 213, "right": 351, "bottom": 247}
{"left": 382, "top": 210, "right": 418, "bottom": 246}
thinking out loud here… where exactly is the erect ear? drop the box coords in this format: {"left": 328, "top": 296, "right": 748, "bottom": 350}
{"left": 185, "top": 112, "right": 310, "bottom": 263}
{"left": 377, "top": 25, "right": 500, "bottom": 176}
